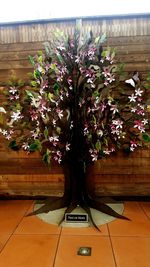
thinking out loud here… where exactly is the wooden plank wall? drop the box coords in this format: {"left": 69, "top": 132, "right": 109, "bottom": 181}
{"left": 0, "top": 15, "right": 150, "bottom": 197}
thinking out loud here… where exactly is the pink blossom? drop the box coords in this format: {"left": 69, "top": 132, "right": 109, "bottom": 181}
{"left": 112, "top": 119, "right": 123, "bottom": 129}
{"left": 130, "top": 140, "right": 138, "bottom": 151}
{"left": 100, "top": 58, "right": 104, "bottom": 63}
{"left": 89, "top": 149, "right": 98, "bottom": 161}
{"left": 65, "top": 143, "right": 71, "bottom": 151}
{"left": 87, "top": 107, "right": 91, "bottom": 114}
{"left": 142, "top": 119, "right": 148, "bottom": 125}
{"left": 9, "top": 86, "right": 18, "bottom": 94}
{"left": 104, "top": 80, "right": 109, "bottom": 86}
{"left": 107, "top": 74, "right": 115, "bottom": 83}
{"left": 57, "top": 45, "right": 65, "bottom": 51}
{"left": 11, "top": 110, "right": 22, "bottom": 121}
{"left": 103, "top": 149, "right": 111, "bottom": 155}
{"left": 67, "top": 77, "right": 72, "bottom": 85}
{"left": 84, "top": 124, "right": 89, "bottom": 136}
{"left": 52, "top": 119, "right": 56, "bottom": 126}
{"left": 131, "top": 107, "right": 137, "bottom": 113}
{"left": 56, "top": 108, "right": 63, "bottom": 119}
{"left": 87, "top": 47, "right": 96, "bottom": 60}
{"left": 79, "top": 99, "right": 85, "bottom": 107}
{"left": 100, "top": 103, "right": 107, "bottom": 112}
{"left": 1, "top": 129, "right": 8, "bottom": 136}
{"left": 70, "top": 121, "right": 73, "bottom": 129}
{"left": 22, "top": 142, "right": 30, "bottom": 150}
{"left": 97, "top": 130, "right": 103, "bottom": 136}
{"left": 75, "top": 56, "right": 80, "bottom": 63}
{"left": 134, "top": 120, "right": 145, "bottom": 132}
{"left": 49, "top": 136, "right": 59, "bottom": 143}
{"left": 106, "top": 56, "right": 111, "bottom": 61}
{"left": 136, "top": 109, "right": 145, "bottom": 116}
{"left": 102, "top": 67, "right": 110, "bottom": 78}
{"left": 31, "top": 130, "right": 39, "bottom": 139}
{"left": 110, "top": 105, "right": 118, "bottom": 114}
{"left": 94, "top": 124, "right": 98, "bottom": 130}
{"left": 87, "top": 78, "right": 93, "bottom": 84}
{"left": 111, "top": 127, "right": 120, "bottom": 136}
{"left": 30, "top": 110, "right": 38, "bottom": 121}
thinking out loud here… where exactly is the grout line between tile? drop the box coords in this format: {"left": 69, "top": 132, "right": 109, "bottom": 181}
{"left": 107, "top": 225, "right": 118, "bottom": 267}
{"left": 138, "top": 202, "right": 150, "bottom": 220}
{"left": 0, "top": 201, "right": 34, "bottom": 254}
{"left": 52, "top": 227, "right": 62, "bottom": 267}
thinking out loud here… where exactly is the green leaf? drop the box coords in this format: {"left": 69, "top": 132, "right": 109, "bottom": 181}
{"left": 92, "top": 115, "right": 96, "bottom": 124}
{"left": 50, "top": 63, "right": 57, "bottom": 71}
{"left": 37, "top": 55, "right": 43, "bottom": 64}
{"left": 95, "top": 36, "right": 100, "bottom": 44}
{"left": 9, "top": 140, "right": 19, "bottom": 151}
{"left": 25, "top": 90, "right": 33, "bottom": 98}
{"left": 53, "top": 83, "right": 60, "bottom": 91}
{"left": 90, "top": 64, "right": 100, "bottom": 71}
{"left": 43, "top": 149, "right": 51, "bottom": 165}
{"left": 28, "top": 55, "right": 35, "bottom": 66}
{"left": 99, "top": 33, "right": 107, "bottom": 44}
{"left": 123, "top": 146, "right": 131, "bottom": 154}
{"left": 53, "top": 83, "right": 60, "bottom": 95}
{"left": 95, "top": 141, "right": 101, "bottom": 151}
{"left": 56, "top": 127, "right": 61, "bottom": 135}
{"left": 101, "top": 50, "right": 107, "bottom": 57}
{"left": 34, "top": 70, "right": 41, "bottom": 79}
{"left": 0, "top": 114, "right": 4, "bottom": 124}
{"left": 18, "top": 79, "right": 24, "bottom": 87}
{"left": 45, "top": 46, "right": 50, "bottom": 56}
{"left": 146, "top": 72, "right": 150, "bottom": 81}
{"left": 30, "top": 80, "right": 37, "bottom": 87}
{"left": 48, "top": 92, "right": 55, "bottom": 103}
{"left": 99, "top": 150, "right": 105, "bottom": 157}
{"left": 104, "top": 138, "right": 108, "bottom": 146}
{"left": 87, "top": 134, "right": 92, "bottom": 141}
{"left": 37, "top": 51, "right": 43, "bottom": 56}
{"left": 93, "top": 91, "right": 99, "bottom": 98}
{"left": 44, "top": 127, "right": 49, "bottom": 140}
{"left": 142, "top": 133, "right": 150, "bottom": 142}
{"left": 29, "top": 142, "right": 39, "bottom": 152}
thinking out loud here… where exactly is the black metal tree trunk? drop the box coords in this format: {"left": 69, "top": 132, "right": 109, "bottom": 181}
{"left": 28, "top": 68, "right": 129, "bottom": 230}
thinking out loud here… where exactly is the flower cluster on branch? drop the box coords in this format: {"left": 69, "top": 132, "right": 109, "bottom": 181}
{"left": 0, "top": 29, "right": 150, "bottom": 165}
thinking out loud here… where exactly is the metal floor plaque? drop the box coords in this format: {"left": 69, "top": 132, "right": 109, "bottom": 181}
{"left": 65, "top": 213, "right": 88, "bottom": 223}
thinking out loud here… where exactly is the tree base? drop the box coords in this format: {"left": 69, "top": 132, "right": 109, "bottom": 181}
{"left": 33, "top": 203, "right": 125, "bottom": 229}
{"left": 26, "top": 195, "right": 130, "bottom": 231}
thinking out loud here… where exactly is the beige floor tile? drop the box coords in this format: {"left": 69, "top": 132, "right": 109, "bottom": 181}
{"left": 0, "top": 234, "right": 58, "bottom": 267}
{"left": 108, "top": 202, "right": 150, "bottom": 237}
{"left": 0, "top": 200, "right": 33, "bottom": 235}
{"left": 15, "top": 203, "right": 61, "bottom": 234}
{"left": 54, "top": 235, "right": 115, "bottom": 267}
{"left": 112, "top": 236, "right": 150, "bottom": 267}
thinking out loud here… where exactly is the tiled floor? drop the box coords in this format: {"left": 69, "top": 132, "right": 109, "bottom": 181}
{"left": 0, "top": 200, "right": 149, "bottom": 267}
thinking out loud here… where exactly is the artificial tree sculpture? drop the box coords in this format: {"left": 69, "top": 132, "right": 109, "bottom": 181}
{"left": 0, "top": 28, "right": 149, "bottom": 230}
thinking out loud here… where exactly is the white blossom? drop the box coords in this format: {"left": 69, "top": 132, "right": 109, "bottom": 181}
{"left": 0, "top": 107, "right": 6, "bottom": 113}
{"left": 128, "top": 94, "right": 137, "bottom": 102}
{"left": 135, "top": 88, "right": 143, "bottom": 97}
